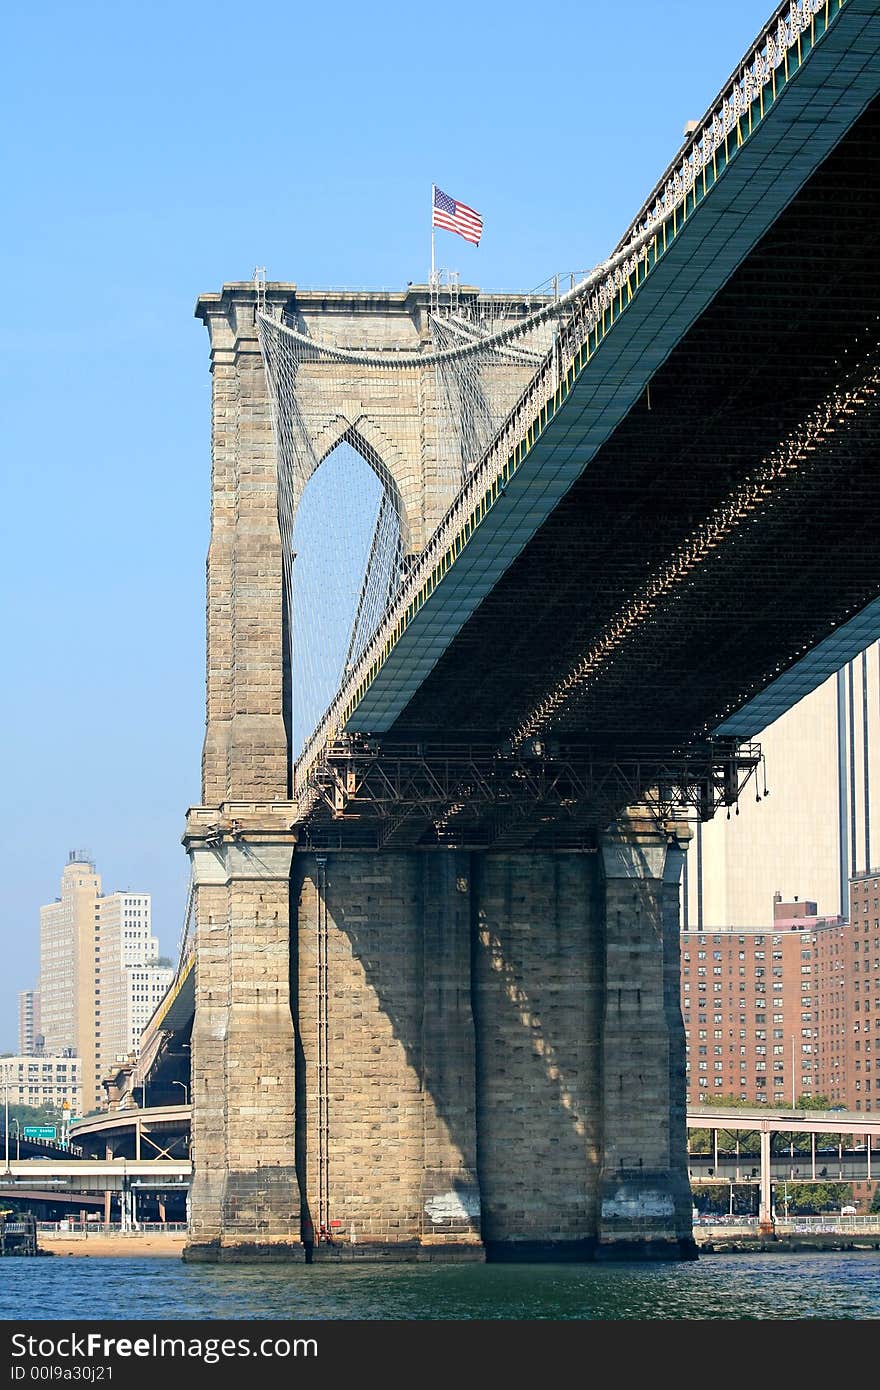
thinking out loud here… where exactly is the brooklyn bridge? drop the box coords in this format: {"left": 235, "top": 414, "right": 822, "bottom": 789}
{"left": 151, "top": 0, "right": 880, "bottom": 1261}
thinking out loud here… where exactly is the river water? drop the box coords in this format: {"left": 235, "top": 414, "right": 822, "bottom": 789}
{"left": 1, "top": 1250, "right": 879, "bottom": 1320}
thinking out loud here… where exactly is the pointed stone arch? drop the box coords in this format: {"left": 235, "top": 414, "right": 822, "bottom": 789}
{"left": 288, "top": 426, "right": 406, "bottom": 759}
{"left": 312, "top": 415, "right": 413, "bottom": 555}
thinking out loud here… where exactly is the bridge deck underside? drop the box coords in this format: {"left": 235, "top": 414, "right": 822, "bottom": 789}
{"left": 298, "top": 93, "right": 880, "bottom": 851}
{"left": 390, "top": 96, "right": 880, "bottom": 754}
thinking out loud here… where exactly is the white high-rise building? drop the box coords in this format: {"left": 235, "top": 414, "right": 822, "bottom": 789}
{"left": 17, "top": 989, "right": 41, "bottom": 1055}
{"left": 98, "top": 893, "right": 172, "bottom": 1060}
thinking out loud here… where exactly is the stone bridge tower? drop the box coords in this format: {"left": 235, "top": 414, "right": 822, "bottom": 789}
{"left": 182, "top": 280, "right": 695, "bottom": 1263}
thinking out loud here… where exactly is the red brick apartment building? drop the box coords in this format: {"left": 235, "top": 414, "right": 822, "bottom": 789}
{"left": 682, "top": 870, "right": 880, "bottom": 1112}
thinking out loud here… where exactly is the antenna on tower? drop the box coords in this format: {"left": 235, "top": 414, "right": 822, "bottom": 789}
{"left": 253, "top": 266, "right": 267, "bottom": 316}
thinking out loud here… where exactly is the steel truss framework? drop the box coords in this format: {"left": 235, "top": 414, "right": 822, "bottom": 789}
{"left": 293, "top": 737, "right": 763, "bottom": 851}
{"left": 285, "top": 0, "right": 854, "bottom": 795}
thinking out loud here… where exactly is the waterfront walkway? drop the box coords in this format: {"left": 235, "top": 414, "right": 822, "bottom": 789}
{"left": 29, "top": 1216, "right": 880, "bottom": 1258}
{"left": 37, "top": 1224, "right": 187, "bottom": 1257}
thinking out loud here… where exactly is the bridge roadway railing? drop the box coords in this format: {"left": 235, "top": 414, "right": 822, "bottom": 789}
{"left": 290, "top": 0, "right": 848, "bottom": 803}
{"left": 774, "top": 1215, "right": 880, "bottom": 1232}
{"left": 693, "top": 1215, "right": 880, "bottom": 1234}
{"left": 128, "top": 945, "right": 196, "bottom": 1094}
{"left": 0, "top": 1130, "right": 83, "bottom": 1159}
{"left": 140, "top": 943, "right": 194, "bottom": 1043}
{"left": 2, "top": 1160, "right": 190, "bottom": 1181}
{"left": 36, "top": 1221, "right": 188, "bottom": 1234}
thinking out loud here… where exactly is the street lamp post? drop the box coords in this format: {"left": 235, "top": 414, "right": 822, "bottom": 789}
{"left": 3, "top": 1074, "right": 9, "bottom": 1173}
{"left": 11, "top": 1119, "right": 20, "bottom": 1161}
{"left": 171, "top": 1081, "right": 188, "bottom": 1106}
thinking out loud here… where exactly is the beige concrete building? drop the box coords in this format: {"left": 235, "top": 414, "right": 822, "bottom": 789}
{"left": 683, "top": 648, "right": 880, "bottom": 927}
{"left": 0, "top": 1053, "right": 81, "bottom": 1118}
{"left": 39, "top": 853, "right": 103, "bottom": 1112}
{"left": 38, "top": 854, "right": 164, "bottom": 1115}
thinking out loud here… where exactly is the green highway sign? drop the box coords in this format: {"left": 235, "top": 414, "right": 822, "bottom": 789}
{"left": 23, "top": 1126, "right": 57, "bottom": 1140}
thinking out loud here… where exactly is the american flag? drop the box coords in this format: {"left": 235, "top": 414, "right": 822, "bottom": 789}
{"left": 432, "top": 186, "right": 483, "bottom": 246}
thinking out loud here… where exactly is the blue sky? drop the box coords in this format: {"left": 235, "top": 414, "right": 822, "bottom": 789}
{"left": 0, "top": 0, "right": 776, "bottom": 1049}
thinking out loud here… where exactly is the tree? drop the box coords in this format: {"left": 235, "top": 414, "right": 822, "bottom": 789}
{"left": 5, "top": 1102, "right": 63, "bottom": 1129}
{"left": 772, "top": 1128, "right": 811, "bottom": 1156}
{"left": 696, "top": 1097, "right": 761, "bottom": 1156}
{"left": 870, "top": 1186, "right": 880, "bottom": 1214}
{"left": 692, "top": 1182, "right": 758, "bottom": 1217}
{"left": 779, "top": 1181, "right": 852, "bottom": 1215}
{"left": 775, "top": 1095, "right": 837, "bottom": 1154}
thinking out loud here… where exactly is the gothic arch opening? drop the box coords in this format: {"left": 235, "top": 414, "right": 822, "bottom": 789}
{"left": 288, "top": 429, "right": 404, "bottom": 759}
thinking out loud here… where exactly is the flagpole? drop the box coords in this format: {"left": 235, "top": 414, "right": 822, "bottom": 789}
{"left": 430, "top": 184, "right": 435, "bottom": 289}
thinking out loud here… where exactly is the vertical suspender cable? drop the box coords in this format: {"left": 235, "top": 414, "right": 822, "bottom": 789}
{"left": 837, "top": 668, "right": 849, "bottom": 916}
{"left": 862, "top": 649, "right": 871, "bottom": 874}
{"left": 849, "top": 661, "right": 857, "bottom": 875}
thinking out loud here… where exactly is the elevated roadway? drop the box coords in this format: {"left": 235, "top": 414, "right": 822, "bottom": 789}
{"left": 70, "top": 1104, "right": 190, "bottom": 1160}
{"left": 0, "top": 1159, "right": 190, "bottom": 1223}
{"left": 292, "top": 0, "right": 880, "bottom": 850}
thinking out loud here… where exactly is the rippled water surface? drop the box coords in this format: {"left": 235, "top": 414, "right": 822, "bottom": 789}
{"left": 1, "top": 1251, "right": 879, "bottom": 1320}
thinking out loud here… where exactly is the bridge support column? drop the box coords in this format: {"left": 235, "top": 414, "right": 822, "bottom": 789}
{"left": 185, "top": 284, "right": 302, "bottom": 1262}
{"left": 473, "top": 851, "right": 603, "bottom": 1259}
{"left": 597, "top": 813, "right": 696, "bottom": 1260}
{"left": 758, "top": 1128, "right": 773, "bottom": 1234}
{"left": 294, "top": 850, "right": 482, "bottom": 1261}
{"left": 182, "top": 814, "right": 301, "bottom": 1262}
{"left": 120, "top": 1182, "right": 132, "bottom": 1234}
{"left": 419, "top": 853, "right": 482, "bottom": 1255}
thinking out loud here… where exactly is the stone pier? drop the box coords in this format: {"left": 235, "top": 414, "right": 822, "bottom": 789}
{"left": 597, "top": 815, "right": 696, "bottom": 1260}
{"left": 183, "top": 826, "right": 695, "bottom": 1261}
{"left": 473, "top": 851, "right": 603, "bottom": 1260}
{"left": 293, "top": 850, "right": 481, "bottom": 1260}
{"left": 183, "top": 813, "right": 299, "bottom": 1261}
